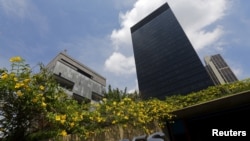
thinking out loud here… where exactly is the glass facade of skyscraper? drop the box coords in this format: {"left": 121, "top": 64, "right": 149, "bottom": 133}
{"left": 131, "top": 3, "right": 214, "bottom": 99}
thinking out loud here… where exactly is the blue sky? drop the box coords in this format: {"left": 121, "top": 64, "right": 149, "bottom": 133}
{"left": 0, "top": 0, "right": 250, "bottom": 92}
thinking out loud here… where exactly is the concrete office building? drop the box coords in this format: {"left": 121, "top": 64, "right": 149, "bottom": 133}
{"left": 130, "top": 2, "right": 214, "bottom": 99}
{"left": 204, "top": 54, "right": 238, "bottom": 85}
{"left": 46, "top": 52, "right": 106, "bottom": 102}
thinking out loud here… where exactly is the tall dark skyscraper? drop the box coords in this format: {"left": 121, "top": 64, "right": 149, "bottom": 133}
{"left": 130, "top": 2, "right": 214, "bottom": 99}
{"left": 204, "top": 54, "right": 238, "bottom": 85}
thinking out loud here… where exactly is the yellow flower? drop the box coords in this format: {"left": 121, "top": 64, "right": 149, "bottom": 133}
{"left": 41, "top": 102, "right": 47, "bottom": 108}
{"left": 15, "top": 82, "right": 24, "bottom": 89}
{"left": 124, "top": 97, "right": 131, "bottom": 101}
{"left": 112, "top": 120, "right": 116, "bottom": 124}
{"left": 38, "top": 93, "right": 43, "bottom": 97}
{"left": 97, "top": 117, "right": 102, "bottom": 123}
{"left": 39, "top": 85, "right": 45, "bottom": 90}
{"left": 89, "top": 116, "right": 94, "bottom": 120}
{"left": 60, "top": 130, "right": 67, "bottom": 136}
{"left": 72, "top": 116, "right": 78, "bottom": 121}
{"left": 102, "top": 98, "right": 107, "bottom": 103}
{"left": 56, "top": 115, "right": 61, "bottom": 121}
{"left": 32, "top": 98, "right": 38, "bottom": 103}
{"left": 60, "top": 120, "right": 66, "bottom": 124}
{"left": 70, "top": 122, "right": 75, "bottom": 127}
{"left": 9, "top": 56, "right": 22, "bottom": 62}
{"left": 10, "top": 73, "right": 15, "bottom": 77}
{"left": 24, "top": 79, "right": 30, "bottom": 83}
{"left": 61, "top": 114, "right": 67, "bottom": 120}
{"left": 16, "top": 91, "right": 23, "bottom": 97}
{"left": 41, "top": 97, "right": 45, "bottom": 101}
{"left": 85, "top": 132, "right": 90, "bottom": 138}
{"left": 79, "top": 114, "right": 83, "bottom": 120}
{"left": 14, "top": 77, "right": 18, "bottom": 82}
{"left": 1, "top": 73, "right": 8, "bottom": 79}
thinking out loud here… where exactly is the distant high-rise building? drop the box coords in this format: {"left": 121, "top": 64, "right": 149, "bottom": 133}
{"left": 130, "top": 2, "right": 214, "bottom": 99}
{"left": 46, "top": 52, "right": 106, "bottom": 103}
{"left": 204, "top": 54, "right": 238, "bottom": 85}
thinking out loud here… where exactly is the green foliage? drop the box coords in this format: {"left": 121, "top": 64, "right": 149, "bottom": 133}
{"left": 104, "top": 85, "right": 142, "bottom": 102}
{"left": 84, "top": 97, "right": 173, "bottom": 136}
{"left": 0, "top": 57, "right": 85, "bottom": 140}
{"left": 104, "top": 85, "right": 128, "bottom": 101}
{"left": 0, "top": 57, "right": 48, "bottom": 140}
{"left": 165, "top": 79, "right": 250, "bottom": 110}
{"left": 1, "top": 57, "right": 172, "bottom": 140}
{"left": 1, "top": 56, "right": 250, "bottom": 141}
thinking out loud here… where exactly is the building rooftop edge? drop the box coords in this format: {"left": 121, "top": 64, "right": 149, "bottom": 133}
{"left": 48, "top": 52, "right": 106, "bottom": 81}
{"left": 172, "top": 90, "right": 250, "bottom": 119}
{"left": 131, "top": 2, "right": 169, "bottom": 33}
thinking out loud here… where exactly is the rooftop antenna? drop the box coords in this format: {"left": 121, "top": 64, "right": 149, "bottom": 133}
{"left": 63, "top": 49, "right": 67, "bottom": 53}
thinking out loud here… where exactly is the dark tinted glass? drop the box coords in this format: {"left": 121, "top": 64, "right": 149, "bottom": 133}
{"left": 131, "top": 3, "right": 214, "bottom": 99}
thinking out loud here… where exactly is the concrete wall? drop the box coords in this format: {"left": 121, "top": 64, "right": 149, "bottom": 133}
{"left": 53, "top": 61, "right": 105, "bottom": 100}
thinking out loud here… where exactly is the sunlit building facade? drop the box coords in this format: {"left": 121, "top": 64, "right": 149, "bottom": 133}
{"left": 204, "top": 54, "right": 238, "bottom": 85}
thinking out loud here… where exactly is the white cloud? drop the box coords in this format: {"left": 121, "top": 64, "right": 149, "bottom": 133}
{"left": 169, "top": 0, "right": 227, "bottom": 32}
{"left": 104, "top": 52, "right": 135, "bottom": 75}
{"left": 110, "top": 0, "right": 166, "bottom": 50}
{"left": 128, "top": 79, "right": 139, "bottom": 93}
{"left": 168, "top": 0, "right": 229, "bottom": 50}
{"left": 189, "top": 26, "right": 224, "bottom": 50}
{"left": 107, "top": 0, "right": 166, "bottom": 75}
{"left": 105, "top": 0, "right": 230, "bottom": 75}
